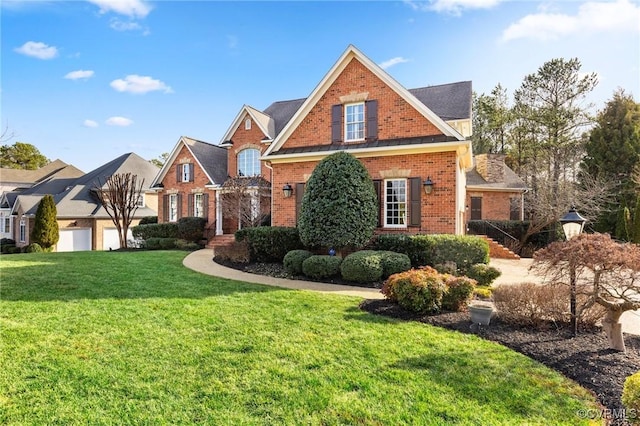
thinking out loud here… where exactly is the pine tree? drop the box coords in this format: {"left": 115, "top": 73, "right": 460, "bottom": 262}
{"left": 615, "top": 205, "right": 631, "bottom": 242}
{"left": 632, "top": 197, "right": 640, "bottom": 244}
{"left": 30, "top": 194, "right": 59, "bottom": 250}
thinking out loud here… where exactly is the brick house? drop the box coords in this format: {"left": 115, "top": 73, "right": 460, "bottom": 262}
{"left": 154, "top": 45, "right": 523, "bottom": 246}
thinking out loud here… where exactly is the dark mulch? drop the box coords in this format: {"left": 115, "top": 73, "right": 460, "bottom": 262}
{"left": 215, "top": 258, "right": 639, "bottom": 425}
{"left": 361, "top": 299, "right": 640, "bottom": 425}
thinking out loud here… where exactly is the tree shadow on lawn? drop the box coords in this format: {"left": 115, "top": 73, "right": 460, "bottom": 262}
{"left": 0, "top": 252, "right": 282, "bottom": 302}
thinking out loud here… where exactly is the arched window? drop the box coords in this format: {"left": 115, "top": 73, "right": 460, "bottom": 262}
{"left": 237, "top": 148, "right": 260, "bottom": 177}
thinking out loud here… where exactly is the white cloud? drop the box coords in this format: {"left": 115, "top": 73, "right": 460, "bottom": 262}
{"left": 83, "top": 119, "right": 99, "bottom": 128}
{"left": 379, "top": 56, "right": 410, "bottom": 70}
{"left": 404, "top": 0, "right": 501, "bottom": 15}
{"left": 106, "top": 117, "right": 133, "bottom": 127}
{"left": 14, "top": 41, "right": 58, "bottom": 60}
{"left": 65, "top": 70, "right": 95, "bottom": 80}
{"left": 87, "top": 0, "right": 152, "bottom": 19}
{"left": 110, "top": 75, "right": 173, "bottom": 94}
{"left": 502, "top": 0, "right": 640, "bottom": 42}
{"left": 110, "top": 18, "right": 141, "bottom": 31}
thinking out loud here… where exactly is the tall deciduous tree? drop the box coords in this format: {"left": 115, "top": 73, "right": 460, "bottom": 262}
{"left": 580, "top": 89, "right": 640, "bottom": 234}
{"left": 30, "top": 194, "right": 59, "bottom": 250}
{"left": 298, "top": 152, "right": 377, "bottom": 253}
{"left": 0, "top": 142, "right": 49, "bottom": 169}
{"left": 94, "top": 173, "right": 144, "bottom": 249}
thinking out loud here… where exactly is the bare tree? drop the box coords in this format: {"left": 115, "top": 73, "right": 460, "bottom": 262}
{"left": 219, "top": 176, "right": 270, "bottom": 230}
{"left": 533, "top": 233, "right": 640, "bottom": 352}
{"left": 94, "top": 173, "right": 144, "bottom": 249}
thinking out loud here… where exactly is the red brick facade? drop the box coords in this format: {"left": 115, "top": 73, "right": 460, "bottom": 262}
{"left": 466, "top": 191, "right": 522, "bottom": 222}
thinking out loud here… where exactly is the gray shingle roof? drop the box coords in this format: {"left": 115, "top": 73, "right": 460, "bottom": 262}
{"left": 0, "top": 159, "right": 84, "bottom": 186}
{"left": 263, "top": 98, "right": 306, "bottom": 137}
{"left": 466, "top": 165, "right": 527, "bottom": 191}
{"left": 183, "top": 137, "right": 228, "bottom": 185}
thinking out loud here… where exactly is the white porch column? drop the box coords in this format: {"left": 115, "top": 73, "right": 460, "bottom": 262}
{"left": 215, "top": 190, "right": 223, "bottom": 235}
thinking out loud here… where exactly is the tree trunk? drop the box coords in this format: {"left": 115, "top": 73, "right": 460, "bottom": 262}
{"left": 602, "top": 308, "right": 625, "bottom": 352}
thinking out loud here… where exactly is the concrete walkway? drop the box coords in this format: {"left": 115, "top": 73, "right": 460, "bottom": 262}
{"left": 183, "top": 249, "right": 639, "bottom": 335}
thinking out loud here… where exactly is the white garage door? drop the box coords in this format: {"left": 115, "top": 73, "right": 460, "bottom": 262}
{"left": 103, "top": 228, "right": 134, "bottom": 251}
{"left": 57, "top": 228, "right": 92, "bottom": 252}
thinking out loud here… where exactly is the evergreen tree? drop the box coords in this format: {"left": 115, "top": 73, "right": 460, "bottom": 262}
{"left": 615, "top": 205, "right": 631, "bottom": 242}
{"left": 632, "top": 197, "right": 640, "bottom": 244}
{"left": 298, "top": 152, "right": 377, "bottom": 252}
{"left": 0, "top": 142, "right": 49, "bottom": 169}
{"left": 30, "top": 194, "right": 59, "bottom": 250}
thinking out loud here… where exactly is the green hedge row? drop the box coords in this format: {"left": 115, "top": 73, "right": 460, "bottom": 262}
{"left": 235, "top": 226, "right": 303, "bottom": 263}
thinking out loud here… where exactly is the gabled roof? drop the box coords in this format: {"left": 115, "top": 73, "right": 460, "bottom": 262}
{"left": 152, "top": 136, "right": 227, "bottom": 187}
{"left": 409, "top": 82, "right": 472, "bottom": 121}
{"left": 0, "top": 159, "right": 84, "bottom": 186}
{"left": 219, "top": 105, "right": 276, "bottom": 144}
{"left": 12, "top": 153, "right": 160, "bottom": 218}
{"left": 466, "top": 164, "right": 527, "bottom": 191}
{"left": 263, "top": 45, "right": 466, "bottom": 159}
{"left": 262, "top": 98, "right": 306, "bottom": 137}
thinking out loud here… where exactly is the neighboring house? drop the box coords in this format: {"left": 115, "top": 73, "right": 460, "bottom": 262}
{"left": 465, "top": 154, "right": 527, "bottom": 222}
{"left": 5, "top": 153, "right": 159, "bottom": 251}
{"left": 155, "top": 45, "right": 523, "bottom": 245}
{"left": 0, "top": 159, "right": 84, "bottom": 239}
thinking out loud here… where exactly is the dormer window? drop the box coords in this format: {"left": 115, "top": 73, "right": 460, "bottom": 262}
{"left": 245, "top": 118, "right": 251, "bottom": 130}
{"left": 345, "top": 102, "right": 365, "bottom": 141}
{"left": 237, "top": 148, "right": 260, "bottom": 177}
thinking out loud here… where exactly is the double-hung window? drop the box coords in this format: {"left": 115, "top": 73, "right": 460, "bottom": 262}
{"left": 19, "top": 218, "right": 26, "bottom": 242}
{"left": 345, "top": 102, "right": 365, "bottom": 141}
{"left": 0, "top": 213, "right": 10, "bottom": 234}
{"left": 182, "top": 164, "right": 191, "bottom": 182}
{"left": 169, "top": 194, "right": 178, "bottom": 222}
{"left": 136, "top": 193, "right": 145, "bottom": 208}
{"left": 237, "top": 148, "right": 260, "bottom": 177}
{"left": 384, "top": 179, "right": 407, "bottom": 228}
{"left": 194, "top": 193, "right": 204, "bottom": 218}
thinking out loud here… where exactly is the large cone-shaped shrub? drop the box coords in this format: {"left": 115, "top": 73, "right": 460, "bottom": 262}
{"left": 298, "top": 152, "right": 377, "bottom": 251}
{"left": 31, "top": 194, "right": 59, "bottom": 249}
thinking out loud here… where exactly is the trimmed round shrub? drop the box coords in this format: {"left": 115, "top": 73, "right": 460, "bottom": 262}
{"left": 466, "top": 263, "right": 502, "bottom": 286}
{"left": 473, "top": 286, "right": 494, "bottom": 300}
{"left": 283, "top": 249, "right": 314, "bottom": 275}
{"left": 622, "top": 372, "right": 640, "bottom": 418}
{"left": 442, "top": 276, "right": 477, "bottom": 312}
{"left": 298, "top": 152, "right": 378, "bottom": 251}
{"left": 1, "top": 238, "right": 17, "bottom": 254}
{"left": 429, "top": 235, "right": 490, "bottom": 274}
{"left": 159, "top": 238, "right": 178, "bottom": 249}
{"left": 175, "top": 239, "right": 202, "bottom": 251}
{"left": 25, "top": 243, "right": 44, "bottom": 253}
{"left": 340, "top": 250, "right": 384, "bottom": 283}
{"left": 382, "top": 266, "right": 445, "bottom": 314}
{"left": 302, "top": 255, "right": 342, "bottom": 279}
{"left": 177, "top": 217, "right": 207, "bottom": 242}
{"left": 379, "top": 251, "right": 412, "bottom": 278}
{"left": 139, "top": 216, "right": 158, "bottom": 225}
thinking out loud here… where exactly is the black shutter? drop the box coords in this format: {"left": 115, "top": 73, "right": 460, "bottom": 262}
{"left": 365, "top": 100, "right": 378, "bottom": 140}
{"left": 163, "top": 194, "right": 169, "bottom": 222}
{"left": 295, "top": 183, "right": 305, "bottom": 224}
{"left": 176, "top": 164, "right": 181, "bottom": 182}
{"left": 373, "top": 180, "right": 382, "bottom": 228}
{"left": 189, "top": 163, "right": 195, "bottom": 182}
{"left": 471, "top": 197, "right": 482, "bottom": 220}
{"left": 188, "top": 194, "right": 194, "bottom": 216}
{"left": 177, "top": 194, "right": 183, "bottom": 219}
{"left": 203, "top": 193, "right": 209, "bottom": 219}
{"left": 331, "top": 104, "right": 342, "bottom": 143}
{"left": 409, "top": 177, "right": 421, "bottom": 227}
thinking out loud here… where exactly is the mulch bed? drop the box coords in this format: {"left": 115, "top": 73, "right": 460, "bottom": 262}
{"left": 215, "top": 258, "right": 639, "bottom": 425}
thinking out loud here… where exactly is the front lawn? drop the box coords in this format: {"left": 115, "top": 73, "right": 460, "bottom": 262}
{"left": 1, "top": 251, "right": 599, "bottom": 424}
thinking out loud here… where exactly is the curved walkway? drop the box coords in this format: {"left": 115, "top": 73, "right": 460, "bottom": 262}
{"left": 184, "top": 249, "right": 639, "bottom": 335}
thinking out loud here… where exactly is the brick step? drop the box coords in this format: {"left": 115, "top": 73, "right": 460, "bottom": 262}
{"left": 479, "top": 235, "right": 520, "bottom": 260}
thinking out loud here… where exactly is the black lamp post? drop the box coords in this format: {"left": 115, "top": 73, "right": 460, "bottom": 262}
{"left": 559, "top": 206, "right": 587, "bottom": 335}
{"left": 282, "top": 183, "right": 293, "bottom": 198}
{"left": 423, "top": 177, "right": 434, "bottom": 195}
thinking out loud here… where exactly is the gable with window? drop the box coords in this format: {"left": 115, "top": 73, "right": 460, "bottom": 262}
{"left": 237, "top": 148, "right": 260, "bottom": 177}
{"left": 332, "top": 100, "right": 378, "bottom": 143}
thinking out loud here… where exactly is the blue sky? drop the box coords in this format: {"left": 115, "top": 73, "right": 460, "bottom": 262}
{"left": 2, "top": 0, "right": 639, "bottom": 172}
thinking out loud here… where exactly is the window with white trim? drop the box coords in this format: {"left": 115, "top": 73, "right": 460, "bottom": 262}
{"left": 0, "top": 213, "right": 10, "bottom": 234}
{"left": 136, "top": 193, "right": 145, "bottom": 208}
{"left": 194, "top": 193, "right": 204, "bottom": 218}
{"left": 19, "top": 218, "right": 26, "bottom": 242}
{"left": 237, "top": 148, "right": 260, "bottom": 177}
{"left": 384, "top": 179, "right": 407, "bottom": 228}
{"left": 345, "top": 102, "right": 365, "bottom": 141}
{"left": 169, "top": 194, "right": 178, "bottom": 222}
{"left": 182, "top": 164, "right": 191, "bottom": 182}
{"left": 245, "top": 118, "right": 251, "bottom": 130}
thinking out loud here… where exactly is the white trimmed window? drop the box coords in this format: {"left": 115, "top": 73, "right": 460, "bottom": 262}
{"left": 169, "top": 194, "right": 178, "bottom": 222}
{"left": 384, "top": 179, "right": 407, "bottom": 228}
{"left": 245, "top": 118, "right": 251, "bottom": 130}
{"left": 194, "top": 193, "right": 204, "bottom": 218}
{"left": 345, "top": 102, "right": 365, "bottom": 141}
{"left": 237, "top": 148, "right": 260, "bottom": 177}
{"left": 0, "top": 213, "right": 10, "bottom": 234}
{"left": 182, "top": 164, "right": 191, "bottom": 182}
{"left": 19, "top": 218, "right": 26, "bottom": 242}
{"left": 136, "top": 193, "right": 145, "bottom": 208}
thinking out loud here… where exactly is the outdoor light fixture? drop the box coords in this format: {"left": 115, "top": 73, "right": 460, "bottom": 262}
{"left": 559, "top": 206, "right": 587, "bottom": 240}
{"left": 282, "top": 183, "right": 293, "bottom": 198}
{"left": 423, "top": 177, "right": 434, "bottom": 195}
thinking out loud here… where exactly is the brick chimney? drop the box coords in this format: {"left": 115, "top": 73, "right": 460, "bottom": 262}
{"left": 475, "top": 154, "right": 505, "bottom": 183}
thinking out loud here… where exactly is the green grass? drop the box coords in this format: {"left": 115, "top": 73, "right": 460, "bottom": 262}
{"left": 1, "top": 251, "right": 598, "bottom": 425}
